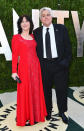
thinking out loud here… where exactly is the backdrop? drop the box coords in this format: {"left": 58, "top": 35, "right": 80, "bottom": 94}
{"left": 0, "top": 0, "right": 84, "bottom": 93}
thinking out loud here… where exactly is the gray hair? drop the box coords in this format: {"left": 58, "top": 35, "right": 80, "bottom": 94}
{"left": 39, "top": 7, "right": 53, "bottom": 19}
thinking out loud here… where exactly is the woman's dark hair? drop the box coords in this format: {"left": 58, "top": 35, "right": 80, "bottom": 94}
{"left": 17, "top": 15, "right": 34, "bottom": 34}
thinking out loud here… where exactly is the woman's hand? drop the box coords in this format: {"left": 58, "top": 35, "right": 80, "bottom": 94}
{"left": 12, "top": 73, "right": 19, "bottom": 80}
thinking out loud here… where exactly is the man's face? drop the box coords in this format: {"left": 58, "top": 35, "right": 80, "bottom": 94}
{"left": 40, "top": 10, "right": 52, "bottom": 27}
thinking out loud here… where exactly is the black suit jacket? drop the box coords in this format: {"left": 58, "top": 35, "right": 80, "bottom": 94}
{"left": 33, "top": 24, "right": 72, "bottom": 68}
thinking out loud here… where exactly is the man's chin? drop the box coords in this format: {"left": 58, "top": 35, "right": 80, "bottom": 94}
{"left": 43, "top": 23, "right": 51, "bottom": 27}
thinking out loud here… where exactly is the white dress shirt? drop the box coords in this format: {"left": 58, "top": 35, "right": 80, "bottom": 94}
{"left": 43, "top": 24, "right": 58, "bottom": 58}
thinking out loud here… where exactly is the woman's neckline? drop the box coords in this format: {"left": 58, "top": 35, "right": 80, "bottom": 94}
{"left": 19, "top": 34, "right": 34, "bottom": 41}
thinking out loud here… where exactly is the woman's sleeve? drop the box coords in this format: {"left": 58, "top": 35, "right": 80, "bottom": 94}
{"left": 11, "top": 35, "right": 19, "bottom": 73}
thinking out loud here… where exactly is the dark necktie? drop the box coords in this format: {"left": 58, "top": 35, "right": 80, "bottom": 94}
{"left": 45, "top": 28, "right": 52, "bottom": 58}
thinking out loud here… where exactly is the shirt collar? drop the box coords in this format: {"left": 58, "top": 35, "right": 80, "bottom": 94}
{"left": 43, "top": 23, "right": 53, "bottom": 31}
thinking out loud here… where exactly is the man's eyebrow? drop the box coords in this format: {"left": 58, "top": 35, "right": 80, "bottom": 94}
{"left": 42, "top": 13, "right": 50, "bottom": 15}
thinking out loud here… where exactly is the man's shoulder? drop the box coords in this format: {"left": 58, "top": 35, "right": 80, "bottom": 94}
{"left": 53, "top": 24, "right": 66, "bottom": 29}
{"left": 33, "top": 26, "right": 43, "bottom": 33}
{"left": 53, "top": 24, "right": 68, "bottom": 33}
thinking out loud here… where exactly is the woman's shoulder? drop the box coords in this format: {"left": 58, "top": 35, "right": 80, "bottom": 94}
{"left": 12, "top": 34, "right": 20, "bottom": 45}
{"left": 12, "top": 34, "right": 20, "bottom": 39}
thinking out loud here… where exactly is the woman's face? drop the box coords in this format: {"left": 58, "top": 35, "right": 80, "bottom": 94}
{"left": 21, "top": 17, "right": 30, "bottom": 32}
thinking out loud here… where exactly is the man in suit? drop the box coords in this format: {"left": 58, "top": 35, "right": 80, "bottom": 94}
{"left": 33, "top": 7, "right": 72, "bottom": 124}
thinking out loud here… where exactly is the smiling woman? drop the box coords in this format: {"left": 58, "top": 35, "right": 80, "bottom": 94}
{"left": 11, "top": 15, "right": 47, "bottom": 126}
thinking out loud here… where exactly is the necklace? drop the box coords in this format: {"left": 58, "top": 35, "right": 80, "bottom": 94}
{"left": 21, "top": 34, "right": 33, "bottom": 40}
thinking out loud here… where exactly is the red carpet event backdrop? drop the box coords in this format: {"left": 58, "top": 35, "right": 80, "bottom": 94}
{"left": 0, "top": 0, "right": 84, "bottom": 92}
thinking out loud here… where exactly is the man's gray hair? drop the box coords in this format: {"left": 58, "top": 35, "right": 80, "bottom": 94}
{"left": 39, "top": 7, "right": 53, "bottom": 19}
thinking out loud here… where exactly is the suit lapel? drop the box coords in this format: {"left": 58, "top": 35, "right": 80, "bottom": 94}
{"left": 53, "top": 24, "right": 59, "bottom": 45}
{"left": 53, "top": 24, "right": 59, "bottom": 54}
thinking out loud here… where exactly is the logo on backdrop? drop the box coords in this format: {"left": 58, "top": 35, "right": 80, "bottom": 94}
{"left": 73, "top": 87, "right": 84, "bottom": 104}
{"left": 0, "top": 102, "right": 68, "bottom": 131}
{"left": 0, "top": 9, "right": 84, "bottom": 61}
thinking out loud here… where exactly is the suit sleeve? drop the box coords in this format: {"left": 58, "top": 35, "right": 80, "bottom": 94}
{"left": 60, "top": 25, "right": 72, "bottom": 68}
{"left": 11, "top": 35, "right": 19, "bottom": 73}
